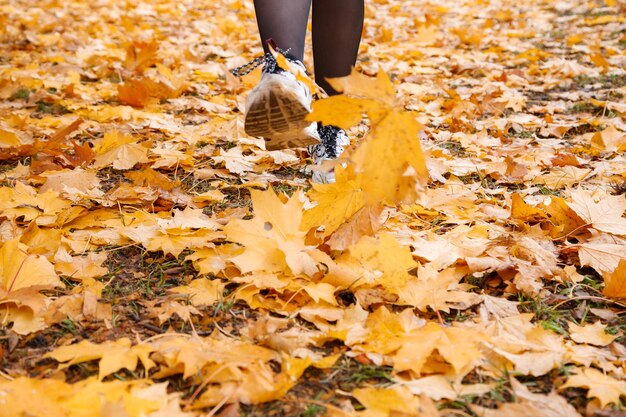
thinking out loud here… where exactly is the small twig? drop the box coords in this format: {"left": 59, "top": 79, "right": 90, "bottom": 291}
{"left": 0, "top": 369, "right": 15, "bottom": 381}
{"left": 549, "top": 295, "right": 626, "bottom": 311}
{"left": 142, "top": 322, "right": 166, "bottom": 333}
{"left": 205, "top": 388, "right": 236, "bottom": 417}
{"left": 184, "top": 363, "right": 231, "bottom": 410}
{"left": 552, "top": 223, "right": 591, "bottom": 241}
{"left": 137, "top": 331, "right": 194, "bottom": 346}
{"left": 435, "top": 309, "right": 445, "bottom": 326}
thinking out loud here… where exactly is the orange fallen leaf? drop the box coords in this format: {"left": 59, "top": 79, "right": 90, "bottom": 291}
{"left": 602, "top": 259, "right": 626, "bottom": 299}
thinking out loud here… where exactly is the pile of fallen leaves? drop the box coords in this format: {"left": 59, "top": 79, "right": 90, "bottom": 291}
{"left": 1, "top": 0, "right": 625, "bottom": 416}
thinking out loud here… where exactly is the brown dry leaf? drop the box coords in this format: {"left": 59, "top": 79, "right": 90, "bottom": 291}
{"left": 326, "top": 204, "right": 383, "bottom": 251}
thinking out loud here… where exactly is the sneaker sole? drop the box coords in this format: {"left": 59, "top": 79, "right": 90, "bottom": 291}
{"left": 244, "top": 79, "right": 317, "bottom": 150}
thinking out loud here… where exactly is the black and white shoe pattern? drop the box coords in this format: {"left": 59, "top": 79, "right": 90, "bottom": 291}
{"left": 306, "top": 124, "right": 350, "bottom": 183}
{"left": 308, "top": 124, "right": 350, "bottom": 164}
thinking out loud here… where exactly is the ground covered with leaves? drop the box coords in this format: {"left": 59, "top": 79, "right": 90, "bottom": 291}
{"left": 1, "top": 0, "right": 626, "bottom": 416}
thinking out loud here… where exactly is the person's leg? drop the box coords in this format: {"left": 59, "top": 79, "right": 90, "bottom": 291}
{"left": 253, "top": 0, "right": 311, "bottom": 61}
{"left": 312, "top": 0, "right": 364, "bottom": 95}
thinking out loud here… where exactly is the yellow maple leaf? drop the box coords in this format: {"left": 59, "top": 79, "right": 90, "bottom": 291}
{"left": 510, "top": 193, "right": 548, "bottom": 222}
{"left": 74, "top": 105, "right": 135, "bottom": 122}
{"left": 540, "top": 195, "right": 586, "bottom": 238}
{"left": 1, "top": 238, "right": 60, "bottom": 292}
{"left": 349, "top": 233, "right": 417, "bottom": 290}
{"left": 0, "top": 377, "right": 187, "bottom": 417}
{"left": 144, "top": 228, "right": 223, "bottom": 257}
{"left": 224, "top": 188, "right": 320, "bottom": 276}
{"left": 591, "top": 124, "right": 626, "bottom": 151}
{"left": 568, "top": 189, "right": 626, "bottom": 236}
{"left": 153, "top": 299, "right": 201, "bottom": 324}
{"left": 169, "top": 278, "right": 225, "bottom": 306}
{"left": 54, "top": 251, "right": 109, "bottom": 280}
{"left": 394, "top": 323, "right": 484, "bottom": 377}
{"left": 124, "top": 39, "right": 159, "bottom": 74}
{"left": 532, "top": 167, "right": 592, "bottom": 189}
{"left": 301, "top": 164, "right": 365, "bottom": 236}
{"left": 568, "top": 321, "right": 617, "bottom": 346}
{"left": 0, "top": 287, "right": 49, "bottom": 334}
{"left": 489, "top": 315, "right": 566, "bottom": 377}
{"left": 306, "top": 95, "right": 387, "bottom": 130}
{"left": 92, "top": 131, "right": 150, "bottom": 170}
{"left": 45, "top": 338, "right": 156, "bottom": 381}
{"left": 578, "top": 243, "right": 626, "bottom": 273}
{"left": 327, "top": 68, "right": 396, "bottom": 106}
{"left": 352, "top": 110, "right": 428, "bottom": 204}
{"left": 560, "top": 367, "right": 626, "bottom": 407}
{"left": 0, "top": 127, "right": 24, "bottom": 147}
{"left": 352, "top": 386, "right": 439, "bottom": 417}
{"left": 184, "top": 244, "right": 241, "bottom": 275}
{"left": 118, "top": 78, "right": 155, "bottom": 107}
{"left": 0, "top": 378, "right": 68, "bottom": 417}
{"left": 398, "top": 265, "right": 480, "bottom": 312}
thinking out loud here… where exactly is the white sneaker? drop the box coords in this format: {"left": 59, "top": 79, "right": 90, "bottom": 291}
{"left": 242, "top": 54, "right": 319, "bottom": 150}
{"left": 231, "top": 50, "right": 350, "bottom": 183}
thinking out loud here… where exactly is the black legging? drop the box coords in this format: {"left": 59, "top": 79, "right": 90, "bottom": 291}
{"left": 253, "top": 0, "right": 364, "bottom": 96}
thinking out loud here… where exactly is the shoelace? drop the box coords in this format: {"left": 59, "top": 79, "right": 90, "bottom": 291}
{"left": 230, "top": 46, "right": 301, "bottom": 77}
